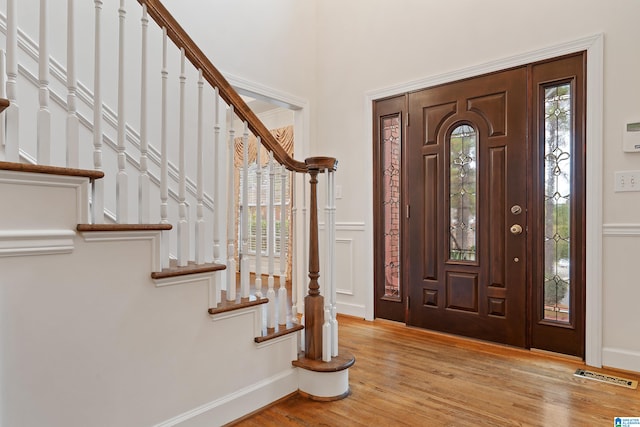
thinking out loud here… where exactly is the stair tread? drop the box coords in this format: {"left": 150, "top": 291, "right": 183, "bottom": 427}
{"left": 255, "top": 321, "right": 304, "bottom": 343}
{"left": 208, "top": 290, "right": 267, "bottom": 315}
{"left": 152, "top": 259, "right": 226, "bottom": 280}
{"left": 0, "top": 161, "right": 104, "bottom": 180}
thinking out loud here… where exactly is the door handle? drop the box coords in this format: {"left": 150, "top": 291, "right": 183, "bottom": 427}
{"left": 510, "top": 224, "right": 523, "bottom": 235}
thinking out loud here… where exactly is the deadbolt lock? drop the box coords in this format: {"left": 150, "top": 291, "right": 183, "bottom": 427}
{"left": 511, "top": 205, "right": 523, "bottom": 215}
{"left": 510, "top": 224, "right": 523, "bottom": 235}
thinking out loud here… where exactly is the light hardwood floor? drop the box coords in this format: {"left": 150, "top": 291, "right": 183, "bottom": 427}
{"left": 234, "top": 315, "right": 640, "bottom": 426}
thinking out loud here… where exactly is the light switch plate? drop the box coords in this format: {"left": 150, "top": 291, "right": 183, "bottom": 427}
{"left": 614, "top": 171, "right": 640, "bottom": 192}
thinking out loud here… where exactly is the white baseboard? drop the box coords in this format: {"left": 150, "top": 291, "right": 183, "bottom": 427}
{"left": 602, "top": 347, "right": 640, "bottom": 373}
{"left": 154, "top": 368, "right": 298, "bottom": 427}
{"left": 336, "top": 301, "right": 366, "bottom": 319}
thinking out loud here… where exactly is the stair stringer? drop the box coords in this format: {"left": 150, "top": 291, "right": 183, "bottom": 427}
{"left": 0, "top": 170, "right": 300, "bottom": 426}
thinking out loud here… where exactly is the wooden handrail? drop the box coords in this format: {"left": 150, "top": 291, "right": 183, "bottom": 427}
{"left": 138, "top": 0, "right": 309, "bottom": 173}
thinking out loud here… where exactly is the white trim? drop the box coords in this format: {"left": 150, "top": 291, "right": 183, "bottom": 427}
{"left": 603, "top": 224, "right": 640, "bottom": 236}
{"left": 602, "top": 347, "right": 640, "bottom": 373}
{"left": 0, "top": 170, "right": 90, "bottom": 224}
{"left": 364, "top": 34, "right": 604, "bottom": 366}
{"left": 153, "top": 271, "right": 214, "bottom": 288}
{"left": 319, "top": 221, "right": 366, "bottom": 232}
{"left": 79, "top": 230, "right": 162, "bottom": 273}
{"left": 0, "top": 229, "right": 74, "bottom": 257}
{"left": 335, "top": 237, "right": 354, "bottom": 296}
{"left": 226, "top": 72, "right": 307, "bottom": 111}
{"left": 153, "top": 368, "right": 298, "bottom": 427}
{"left": 336, "top": 301, "right": 366, "bottom": 319}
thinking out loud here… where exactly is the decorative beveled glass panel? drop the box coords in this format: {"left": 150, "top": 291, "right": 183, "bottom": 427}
{"left": 543, "top": 83, "right": 572, "bottom": 323}
{"left": 382, "top": 115, "right": 401, "bottom": 299}
{"left": 449, "top": 124, "right": 477, "bottom": 261}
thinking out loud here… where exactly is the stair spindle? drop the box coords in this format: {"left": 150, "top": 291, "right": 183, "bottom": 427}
{"left": 138, "top": 3, "right": 150, "bottom": 223}
{"left": 177, "top": 47, "right": 189, "bottom": 266}
{"left": 195, "top": 69, "right": 205, "bottom": 264}
{"left": 278, "top": 165, "right": 288, "bottom": 325}
{"left": 37, "top": 0, "right": 51, "bottom": 165}
{"left": 291, "top": 171, "right": 298, "bottom": 320}
{"left": 213, "top": 87, "right": 222, "bottom": 269}
{"left": 226, "top": 105, "right": 237, "bottom": 301}
{"left": 5, "top": 0, "right": 19, "bottom": 162}
{"left": 116, "top": 0, "right": 128, "bottom": 223}
{"left": 159, "top": 27, "right": 170, "bottom": 267}
{"left": 328, "top": 169, "right": 339, "bottom": 357}
{"left": 92, "top": 0, "right": 104, "bottom": 224}
{"left": 240, "top": 122, "right": 250, "bottom": 298}
{"left": 66, "top": 0, "right": 79, "bottom": 168}
{"left": 267, "top": 151, "right": 276, "bottom": 328}
{"left": 255, "top": 138, "right": 263, "bottom": 298}
{"left": 0, "top": 50, "right": 6, "bottom": 161}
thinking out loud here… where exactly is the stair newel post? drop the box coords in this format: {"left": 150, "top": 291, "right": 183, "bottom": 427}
{"left": 278, "top": 164, "right": 288, "bottom": 325}
{"left": 267, "top": 151, "right": 276, "bottom": 329}
{"left": 240, "top": 122, "right": 250, "bottom": 298}
{"left": 177, "top": 47, "right": 189, "bottom": 266}
{"left": 116, "top": 0, "right": 128, "bottom": 223}
{"left": 254, "top": 137, "right": 263, "bottom": 298}
{"left": 304, "top": 166, "right": 323, "bottom": 360}
{"left": 195, "top": 70, "right": 205, "bottom": 264}
{"left": 37, "top": 0, "right": 51, "bottom": 165}
{"left": 5, "top": 0, "right": 19, "bottom": 163}
{"left": 226, "top": 105, "right": 237, "bottom": 301}
{"left": 159, "top": 27, "right": 169, "bottom": 267}
{"left": 66, "top": 0, "right": 79, "bottom": 168}
{"left": 138, "top": 3, "right": 150, "bottom": 223}
{"left": 92, "top": 0, "right": 104, "bottom": 224}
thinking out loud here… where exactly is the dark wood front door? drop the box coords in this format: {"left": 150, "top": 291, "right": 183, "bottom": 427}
{"left": 405, "top": 68, "right": 528, "bottom": 347}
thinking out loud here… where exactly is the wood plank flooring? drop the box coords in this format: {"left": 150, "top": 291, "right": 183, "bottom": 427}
{"left": 233, "top": 315, "right": 640, "bottom": 426}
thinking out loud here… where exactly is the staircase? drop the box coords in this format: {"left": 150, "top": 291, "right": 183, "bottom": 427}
{"left": 0, "top": 1, "right": 353, "bottom": 426}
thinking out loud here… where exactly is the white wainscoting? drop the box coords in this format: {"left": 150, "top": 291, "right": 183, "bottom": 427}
{"left": 320, "top": 221, "right": 366, "bottom": 318}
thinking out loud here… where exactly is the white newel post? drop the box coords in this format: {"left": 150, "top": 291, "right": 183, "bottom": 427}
{"left": 267, "top": 151, "right": 276, "bottom": 328}
{"left": 195, "top": 70, "right": 205, "bottom": 264}
{"left": 278, "top": 166, "right": 288, "bottom": 325}
{"left": 226, "top": 106, "right": 236, "bottom": 301}
{"left": 177, "top": 48, "right": 189, "bottom": 266}
{"left": 5, "top": 0, "right": 19, "bottom": 163}
{"left": 37, "top": 0, "right": 51, "bottom": 165}
{"left": 254, "top": 138, "right": 263, "bottom": 298}
{"left": 240, "top": 122, "right": 250, "bottom": 298}
{"left": 66, "top": 0, "right": 79, "bottom": 168}
{"left": 138, "top": 3, "right": 150, "bottom": 223}
{"left": 159, "top": 28, "right": 170, "bottom": 267}
{"left": 92, "top": 0, "right": 104, "bottom": 224}
{"left": 116, "top": 0, "right": 128, "bottom": 223}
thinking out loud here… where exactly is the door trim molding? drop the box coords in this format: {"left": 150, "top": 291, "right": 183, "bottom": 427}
{"left": 365, "top": 34, "right": 604, "bottom": 367}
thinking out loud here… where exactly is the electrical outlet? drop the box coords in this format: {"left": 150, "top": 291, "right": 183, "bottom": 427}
{"left": 614, "top": 170, "right": 640, "bottom": 192}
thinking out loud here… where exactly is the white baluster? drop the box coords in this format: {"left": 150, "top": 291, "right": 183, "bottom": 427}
{"left": 267, "top": 152, "right": 276, "bottom": 329}
{"left": 254, "top": 138, "right": 263, "bottom": 298}
{"left": 212, "top": 87, "right": 222, "bottom": 267}
{"left": 5, "top": 0, "right": 19, "bottom": 162}
{"left": 328, "top": 169, "right": 338, "bottom": 357}
{"left": 177, "top": 48, "right": 189, "bottom": 266}
{"left": 66, "top": 0, "right": 79, "bottom": 168}
{"left": 159, "top": 28, "right": 169, "bottom": 267}
{"left": 226, "top": 106, "right": 236, "bottom": 301}
{"left": 240, "top": 122, "right": 250, "bottom": 298}
{"left": 92, "top": 0, "right": 104, "bottom": 223}
{"left": 322, "top": 168, "right": 332, "bottom": 361}
{"left": 291, "top": 171, "right": 298, "bottom": 320}
{"left": 138, "top": 3, "right": 150, "bottom": 223}
{"left": 116, "top": 0, "right": 128, "bottom": 223}
{"left": 278, "top": 165, "right": 288, "bottom": 325}
{"left": 0, "top": 50, "right": 6, "bottom": 161}
{"left": 195, "top": 69, "right": 205, "bottom": 264}
{"left": 37, "top": 0, "right": 51, "bottom": 164}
